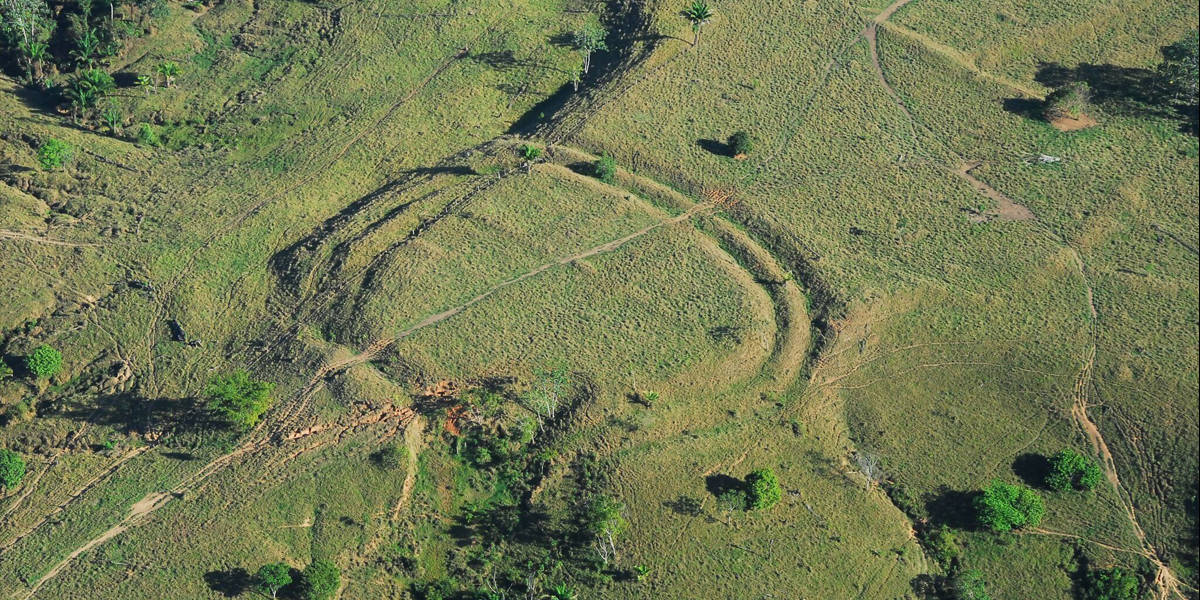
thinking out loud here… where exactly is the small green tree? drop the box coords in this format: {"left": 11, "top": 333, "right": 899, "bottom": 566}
{"left": 25, "top": 345, "right": 62, "bottom": 378}
{"left": 519, "top": 143, "right": 542, "bottom": 160}
{"left": 744, "top": 468, "right": 782, "bottom": 510}
{"left": 36, "top": 139, "right": 72, "bottom": 170}
{"left": 584, "top": 494, "right": 627, "bottom": 564}
{"left": 1159, "top": 30, "right": 1199, "bottom": 105}
{"left": 593, "top": 152, "right": 617, "bottom": 183}
{"left": 136, "top": 122, "right": 161, "bottom": 147}
{"left": 205, "top": 370, "right": 275, "bottom": 430}
{"left": 155, "top": 60, "right": 179, "bottom": 87}
{"left": 256, "top": 562, "right": 292, "bottom": 599}
{"left": 299, "top": 559, "right": 340, "bottom": 600}
{"left": 572, "top": 22, "right": 607, "bottom": 75}
{"left": 728, "top": 130, "right": 753, "bottom": 156}
{"left": 1080, "top": 567, "right": 1139, "bottom": 600}
{"left": 974, "top": 480, "right": 1044, "bottom": 532}
{"left": 682, "top": 0, "right": 713, "bottom": 46}
{"left": 0, "top": 449, "right": 26, "bottom": 489}
{"left": 1046, "top": 448, "right": 1103, "bottom": 491}
{"left": 950, "top": 569, "right": 992, "bottom": 600}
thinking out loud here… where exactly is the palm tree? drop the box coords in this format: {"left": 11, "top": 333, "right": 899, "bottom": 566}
{"left": 682, "top": 0, "right": 713, "bottom": 46}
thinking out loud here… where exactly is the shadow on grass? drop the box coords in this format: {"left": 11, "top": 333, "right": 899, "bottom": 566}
{"left": 697, "top": 138, "right": 731, "bottom": 157}
{"left": 1012, "top": 453, "right": 1051, "bottom": 489}
{"left": 924, "top": 486, "right": 981, "bottom": 530}
{"left": 203, "top": 567, "right": 252, "bottom": 597}
{"left": 1002, "top": 61, "right": 1198, "bottom": 135}
{"left": 705, "top": 473, "right": 743, "bottom": 497}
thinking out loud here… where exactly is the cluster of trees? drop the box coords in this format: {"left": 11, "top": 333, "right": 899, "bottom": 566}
{"left": 252, "top": 559, "right": 340, "bottom": 600}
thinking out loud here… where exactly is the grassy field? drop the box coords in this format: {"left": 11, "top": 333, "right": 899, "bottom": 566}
{"left": 1, "top": 0, "right": 1196, "bottom": 598}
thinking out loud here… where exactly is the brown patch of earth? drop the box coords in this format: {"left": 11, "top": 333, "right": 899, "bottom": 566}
{"left": 1049, "top": 113, "right": 1097, "bottom": 131}
{"left": 955, "top": 161, "right": 1035, "bottom": 222}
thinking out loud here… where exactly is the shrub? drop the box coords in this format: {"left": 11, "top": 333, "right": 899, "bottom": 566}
{"left": 1081, "top": 567, "right": 1139, "bottom": 600}
{"left": 974, "top": 480, "right": 1044, "bottom": 532}
{"left": 949, "top": 569, "right": 991, "bottom": 600}
{"left": 25, "top": 345, "right": 63, "bottom": 378}
{"left": 205, "top": 370, "right": 275, "bottom": 430}
{"left": 1158, "top": 30, "right": 1198, "bottom": 105}
{"left": 1046, "top": 448, "right": 1103, "bottom": 491}
{"left": 374, "top": 445, "right": 407, "bottom": 469}
{"left": 136, "top": 123, "right": 161, "bottom": 147}
{"left": 744, "top": 468, "right": 782, "bottom": 510}
{"left": 299, "top": 559, "right": 340, "bottom": 600}
{"left": 593, "top": 152, "right": 617, "bottom": 183}
{"left": 519, "top": 144, "right": 542, "bottom": 160}
{"left": 0, "top": 449, "right": 26, "bottom": 489}
{"left": 920, "top": 525, "right": 959, "bottom": 568}
{"left": 728, "top": 130, "right": 754, "bottom": 155}
{"left": 37, "top": 139, "right": 73, "bottom": 170}
{"left": 1043, "top": 82, "right": 1092, "bottom": 121}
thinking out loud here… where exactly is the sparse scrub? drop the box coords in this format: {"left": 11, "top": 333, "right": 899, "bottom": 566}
{"left": 1043, "top": 81, "right": 1092, "bottom": 121}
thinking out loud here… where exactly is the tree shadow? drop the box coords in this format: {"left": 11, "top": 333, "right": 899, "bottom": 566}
{"left": 705, "top": 473, "right": 744, "bottom": 498}
{"left": 203, "top": 567, "right": 252, "bottom": 597}
{"left": 697, "top": 138, "right": 732, "bottom": 157}
{"left": 59, "top": 391, "right": 215, "bottom": 435}
{"left": 1012, "top": 453, "right": 1051, "bottom": 489}
{"left": 663, "top": 494, "right": 704, "bottom": 517}
{"left": 923, "top": 486, "right": 981, "bottom": 530}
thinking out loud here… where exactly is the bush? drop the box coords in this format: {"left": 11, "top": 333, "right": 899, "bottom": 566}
{"left": 744, "top": 468, "right": 782, "bottom": 510}
{"left": 1081, "top": 567, "right": 1139, "bottom": 600}
{"left": 136, "top": 123, "right": 161, "bottom": 147}
{"left": 411, "top": 578, "right": 455, "bottom": 600}
{"left": 949, "top": 569, "right": 991, "bottom": 600}
{"left": 205, "top": 370, "right": 275, "bottom": 430}
{"left": 920, "top": 525, "right": 959, "bottom": 568}
{"left": 0, "top": 449, "right": 26, "bottom": 489}
{"left": 37, "top": 140, "right": 73, "bottom": 170}
{"left": 1043, "top": 82, "right": 1092, "bottom": 121}
{"left": 374, "top": 445, "right": 407, "bottom": 469}
{"left": 1046, "top": 448, "right": 1103, "bottom": 491}
{"left": 974, "top": 480, "right": 1044, "bottom": 532}
{"left": 593, "top": 152, "right": 617, "bottom": 183}
{"left": 728, "top": 130, "right": 754, "bottom": 155}
{"left": 25, "top": 345, "right": 63, "bottom": 378}
{"left": 519, "top": 144, "right": 542, "bottom": 160}
{"left": 299, "top": 559, "right": 340, "bottom": 600}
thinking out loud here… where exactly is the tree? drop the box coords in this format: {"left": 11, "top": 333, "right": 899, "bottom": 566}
{"left": 64, "top": 68, "right": 115, "bottom": 121}
{"left": 1081, "top": 567, "right": 1139, "bottom": 600}
{"left": 298, "top": 559, "right": 340, "bottom": 600}
{"left": 36, "top": 140, "right": 72, "bottom": 171}
{"left": 744, "top": 468, "right": 782, "bottom": 510}
{"left": 155, "top": 60, "right": 179, "bottom": 87}
{"left": 682, "top": 0, "right": 713, "bottom": 46}
{"left": 1043, "top": 81, "right": 1091, "bottom": 121}
{"left": 593, "top": 152, "right": 617, "bottom": 184}
{"left": 1, "top": 0, "right": 55, "bottom": 81}
{"left": 205, "top": 370, "right": 275, "bottom": 430}
{"left": 583, "top": 494, "right": 627, "bottom": 564}
{"left": 728, "top": 130, "right": 753, "bottom": 157}
{"left": 256, "top": 563, "right": 292, "bottom": 599}
{"left": 973, "top": 480, "right": 1044, "bottom": 532}
{"left": 0, "top": 449, "right": 26, "bottom": 489}
{"left": 949, "top": 569, "right": 992, "bottom": 600}
{"left": 374, "top": 445, "right": 407, "bottom": 469}
{"left": 25, "top": 344, "right": 62, "bottom": 377}
{"left": 572, "top": 22, "right": 607, "bottom": 75}
{"left": 1159, "top": 30, "right": 1199, "bottom": 105}
{"left": 1046, "top": 448, "right": 1102, "bottom": 491}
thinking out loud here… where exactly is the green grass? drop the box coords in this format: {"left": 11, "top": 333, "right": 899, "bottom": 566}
{"left": 0, "top": 0, "right": 1194, "bottom": 597}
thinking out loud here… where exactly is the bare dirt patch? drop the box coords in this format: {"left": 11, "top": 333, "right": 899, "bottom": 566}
{"left": 1049, "top": 113, "right": 1098, "bottom": 132}
{"left": 956, "top": 161, "right": 1035, "bottom": 222}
